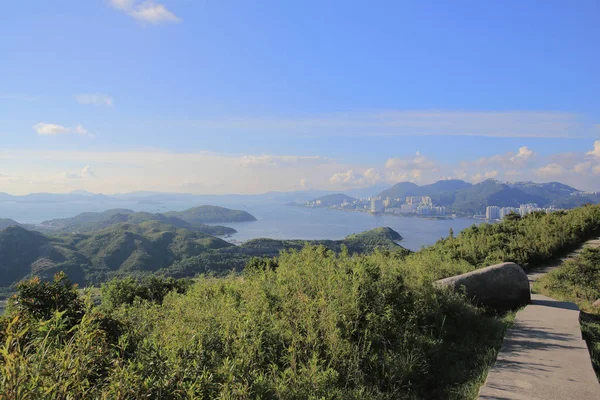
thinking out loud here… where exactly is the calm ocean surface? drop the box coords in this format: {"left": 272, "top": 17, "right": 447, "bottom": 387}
{"left": 0, "top": 201, "right": 481, "bottom": 251}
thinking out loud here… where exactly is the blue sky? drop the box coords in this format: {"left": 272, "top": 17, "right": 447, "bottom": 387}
{"left": 1, "top": 0, "right": 599, "bottom": 194}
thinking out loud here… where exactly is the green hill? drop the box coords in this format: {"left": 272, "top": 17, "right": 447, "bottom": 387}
{"left": 38, "top": 208, "right": 239, "bottom": 236}
{"left": 0, "top": 223, "right": 235, "bottom": 288}
{"left": 165, "top": 205, "right": 257, "bottom": 224}
{"left": 451, "top": 180, "right": 546, "bottom": 214}
{"left": 378, "top": 179, "right": 590, "bottom": 214}
{"left": 308, "top": 193, "right": 357, "bottom": 207}
{"left": 0, "top": 226, "right": 86, "bottom": 287}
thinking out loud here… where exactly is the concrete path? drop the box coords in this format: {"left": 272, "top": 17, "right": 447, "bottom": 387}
{"left": 478, "top": 238, "right": 600, "bottom": 400}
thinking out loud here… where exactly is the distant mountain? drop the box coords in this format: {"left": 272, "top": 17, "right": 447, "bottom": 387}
{"left": 0, "top": 219, "right": 22, "bottom": 230}
{"left": 37, "top": 208, "right": 240, "bottom": 236}
{"left": 378, "top": 179, "right": 593, "bottom": 214}
{"left": 0, "top": 192, "right": 118, "bottom": 203}
{"left": 451, "top": 180, "right": 546, "bottom": 214}
{"left": 379, "top": 179, "right": 471, "bottom": 200}
{"left": 308, "top": 193, "right": 357, "bottom": 207}
{"left": 508, "top": 181, "right": 579, "bottom": 200}
{"left": 165, "top": 205, "right": 257, "bottom": 224}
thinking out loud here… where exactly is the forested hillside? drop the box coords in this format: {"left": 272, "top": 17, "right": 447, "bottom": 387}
{"left": 0, "top": 224, "right": 405, "bottom": 289}
{"left": 378, "top": 179, "right": 596, "bottom": 214}
{"left": 37, "top": 207, "right": 242, "bottom": 235}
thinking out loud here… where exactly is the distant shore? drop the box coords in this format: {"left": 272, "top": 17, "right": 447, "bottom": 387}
{"left": 291, "top": 204, "right": 455, "bottom": 220}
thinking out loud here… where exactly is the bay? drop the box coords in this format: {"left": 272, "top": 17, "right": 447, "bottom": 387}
{"left": 0, "top": 201, "right": 479, "bottom": 251}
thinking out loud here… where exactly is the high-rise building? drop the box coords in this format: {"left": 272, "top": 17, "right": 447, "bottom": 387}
{"left": 370, "top": 198, "right": 384, "bottom": 214}
{"left": 499, "top": 207, "right": 518, "bottom": 219}
{"left": 486, "top": 206, "right": 500, "bottom": 220}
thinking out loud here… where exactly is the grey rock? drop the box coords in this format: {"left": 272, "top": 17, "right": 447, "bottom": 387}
{"left": 593, "top": 299, "right": 600, "bottom": 308}
{"left": 435, "top": 262, "right": 531, "bottom": 310}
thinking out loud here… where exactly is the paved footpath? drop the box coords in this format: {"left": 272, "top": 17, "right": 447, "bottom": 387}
{"left": 478, "top": 238, "right": 600, "bottom": 400}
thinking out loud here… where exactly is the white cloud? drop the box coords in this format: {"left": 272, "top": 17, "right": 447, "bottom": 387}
{"left": 33, "top": 123, "right": 71, "bottom": 135}
{"left": 75, "top": 93, "right": 113, "bottom": 107}
{"left": 485, "top": 170, "right": 498, "bottom": 179}
{"left": 33, "top": 123, "right": 94, "bottom": 138}
{"left": 81, "top": 165, "right": 95, "bottom": 178}
{"left": 62, "top": 165, "right": 96, "bottom": 180}
{"left": 510, "top": 146, "right": 535, "bottom": 163}
{"left": 587, "top": 140, "right": 600, "bottom": 158}
{"left": 574, "top": 161, "right": 592, "bottom": 174}
{"left": 109, "top": 0, "right": 180, "bottom": 24}
{"left": 329, "top": 168, "right": 383, "bottom": 187}
{"left": 473, "top": 146, "right": 536, "bottom": 169}
{"left": 594, "top": 165, "right": 600, "bottom": 176}
{"left": 536, "top": 163, "right": 566, "bottom": 177}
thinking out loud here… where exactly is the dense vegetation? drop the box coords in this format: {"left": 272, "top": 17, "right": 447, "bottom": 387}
{"left": 37, "top": 207, "right": 242, "bottom": 235}
{"left": 0, "top": 224, "right": 404, "bottom": 293}
{"left": 378, "top": 179, "right": 598, "bottom": 214}
{"left": 0, "top": 223, "right": 234, "bottom": 288}
{"left": 2, "top": 205, "right": 600, "bottom": 398}
{"left": 165, "top": 205, "right": 257, "bottom": 224}
{"left": 534, "top": 246, "right": 600, "bottom": 378}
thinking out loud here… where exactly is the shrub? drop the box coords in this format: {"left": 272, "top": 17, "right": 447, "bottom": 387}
{"left": 101, "top": 276, "right": 193, "bottom": 310}
{"left": 9, "top": 272, "right": 83, "bottom": 324}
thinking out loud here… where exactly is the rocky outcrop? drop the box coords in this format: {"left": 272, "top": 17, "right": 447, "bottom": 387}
{"left": 435, "top": 262, "right": 531, "bottom": 310}
{"left": 593, "top": 299, "right": 600, "bottom": 309}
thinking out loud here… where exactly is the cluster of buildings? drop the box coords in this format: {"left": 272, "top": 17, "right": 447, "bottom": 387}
{"left": 371, "top": 195, "right": 447, "bottom": 216}
{"left": 485, "top": 203, "right": 563, "bottom": 220}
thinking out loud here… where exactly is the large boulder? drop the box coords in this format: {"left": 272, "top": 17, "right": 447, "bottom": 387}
{"left": 435, "top": 262, "right": 531, "bottom": 310}
{"left": 593, "top": 299, "right": 600, "bottom": 309}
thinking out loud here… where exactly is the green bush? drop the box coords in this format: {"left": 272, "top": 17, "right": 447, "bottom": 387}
{"left": 101, "top": 276, "right": 193, "bottom": 310}
{"left": 9, "top": 272, "right": 84, "bottom": 324}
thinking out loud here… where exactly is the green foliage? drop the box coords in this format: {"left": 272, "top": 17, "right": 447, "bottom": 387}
{"left": 535, "top": 246, "right": 600, "bottom": 379}
{"left": 536, "top": 247, "right": 600, "bottom": 304}
{"left": 38, "top": 207, "right": 241, "bottom": 235}
{"left": 0, "top": 223, "right": 234, "bottom": 287}
{"left": 165, "top": 205, "right": 257, "bottom": 224}
{"left": 0, "top": 247, "right": 512, "bottom": 399}
{"left": 101, "top": 276, "right": 193, "bottom": 310}
{"left": 423, "top": 204, "right": 600, "bottom": 271}
{"left": 9, "top": 272, "right": 83, "bottom": 324}
{"left": 581, "top": 313, "right": 600, "bottom": 380}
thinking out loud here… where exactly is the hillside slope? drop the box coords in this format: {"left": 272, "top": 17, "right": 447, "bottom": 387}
{"left": 165, "top": 205, "right": 257, "bottom": 223}
{"left": 378, "top": 179, "right": 589, "bottom": 214}
{"left": 38, "top": 208, "right": 240, "bottom": 236}
{"left": 0, "top": 223, "right": 235, "bottom": 287}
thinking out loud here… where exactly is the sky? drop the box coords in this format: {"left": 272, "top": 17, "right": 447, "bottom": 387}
{"left": 1, "top": 0, "right": 599, "bottom": 195}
